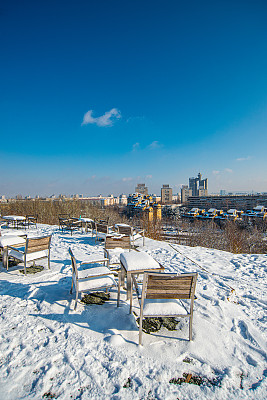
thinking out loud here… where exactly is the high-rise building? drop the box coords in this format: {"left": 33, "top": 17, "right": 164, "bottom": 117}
{"left": 189, "top": 172, "right": 208, "bottom": 197}
{"left": 161, "top": 184, "right": 173, "bottom": 204}
{"left": 135, "top": 183, "right": 148, "bottom": 195}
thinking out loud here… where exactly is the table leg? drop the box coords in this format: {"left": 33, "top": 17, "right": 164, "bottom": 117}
{"left": 129, "top": 274, "right": 133, "bottom": 314}
{"left": 2, "top": 247, "right": 8, "bottom": 268}
{"left": 126, "top": 272, "right": 132, "bottom": 301}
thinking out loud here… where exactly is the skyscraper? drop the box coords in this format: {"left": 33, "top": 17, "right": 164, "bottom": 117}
{"left": 188, "top": 172, "right": 208, "bottom": 197}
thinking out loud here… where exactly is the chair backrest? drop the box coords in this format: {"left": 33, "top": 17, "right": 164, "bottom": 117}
{"left": 105, "top": 235, "right": 131, "bottom": 250}
{"left": 96, "top": 223, "right": 109, "bottom": 234}
{"left": 116, "top": 225, "right": 133, "bottom": 235}
{"left": 143, "top": 272, "right": 198, "bottom": 300}
{"left": 59, "top": 214, "right": 70, "bottom": 220}
{"left": 26, "top": 214, "right": 38, "bottom": 220}
{"left": 91, "top": 220, "right": 96, "bottom": 230}
{"left": 68, "top": 248, "right": 78, "bottom": 278}
{"left": 25, "top": 235, "right": 52, "bottom": 254}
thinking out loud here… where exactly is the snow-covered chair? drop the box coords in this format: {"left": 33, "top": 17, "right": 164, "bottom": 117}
{"left": 104, "top": 235, "right": 132, "bottom": 269}
{"left": 69, "top": 248, "right": 117, "bottom": 310}
{"left": 7, "top": 235, "right": 52, "bottom": 274}
{"left": 115, "top": 224, "right": 145, "bottom": 247}
{"left": 137, "top": 272, "right": 198, "bottom": 345}
{"left": 94, "top": 223, "right": 115, "bottom": 242}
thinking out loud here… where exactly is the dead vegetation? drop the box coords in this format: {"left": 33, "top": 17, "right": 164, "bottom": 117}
{"left": 1, "top": 200, "right": 266, "bottom": 254}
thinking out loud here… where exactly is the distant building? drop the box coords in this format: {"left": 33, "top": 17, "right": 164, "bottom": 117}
{"left": 135, "top": 183, "right": 148, "bottom": 195}
{"left": 181, "top": 185, "right": 193, "bottom": 203}
{"left": 118, "top": 194, "right": 127, "bottom": 205}
{"left": 0, "top": 195, "right": 7, "bottom": 203}
{"left": 186, "top": 194, "right": 267, "bottom": 211}
{"left": 127, "top": 193, "right": 161, "bottom": 221}
{"left": 161, "top": 184, "right": 173, "bottom": 204}
{"left": 189, "top": 172, "right": 208, "bottom": 197}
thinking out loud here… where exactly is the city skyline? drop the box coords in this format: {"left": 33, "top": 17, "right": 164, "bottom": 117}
{"left": 1, "top": 1, "right": 267, "bottom": 197}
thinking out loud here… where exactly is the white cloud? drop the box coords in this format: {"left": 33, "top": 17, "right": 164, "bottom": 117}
{"left": 148, "top": 141, "right": 161, "bottom": 149}
{"left": 81, "top": 108, "right": 121, "bottom": 127}
{"left": 225, "top": 168, "right": 233, "bottom": 173}
{"left": 132, "top": 142, "right": 140, "bottom": 151}
{"left": 212, "top": 170, "right": 220, "bottom": 175}
{"left": 146, "top": 175, "right": 152, "bottom": 179}
{"left": 236, "top": 156, "right": 251, "bottom": 162}
{"left": 122, "top": 177, "right": 133, "bottom": 182}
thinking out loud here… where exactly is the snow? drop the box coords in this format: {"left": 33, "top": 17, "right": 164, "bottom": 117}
{"left": 120, "top": 251, "right": 160, "bottom": 271}
{"left": 0, "top": 223, "right": 266, "bottom": 399}
{"left": 9, "top": 248, "right": 48, "bottom": 262}
{"left": 142, "top": 299, "right": 189, "bottom": 316}
{"left": 0, "top": 236, "right": 26, "bottom": 248}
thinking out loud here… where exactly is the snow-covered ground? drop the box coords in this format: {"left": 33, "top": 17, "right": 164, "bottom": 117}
{"left": 0, "top": 224, "right": 266, "bottom": 399}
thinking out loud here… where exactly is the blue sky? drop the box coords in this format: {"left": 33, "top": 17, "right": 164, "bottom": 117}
{"left": 1, "top": 0, "right": 267, "bottom": 197}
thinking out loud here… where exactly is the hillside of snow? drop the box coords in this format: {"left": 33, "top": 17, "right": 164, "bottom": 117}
{"left": 0, "top": 224, "right": 266, "bottom": 399}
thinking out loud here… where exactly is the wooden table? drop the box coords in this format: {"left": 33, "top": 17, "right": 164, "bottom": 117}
{"left": 79, "top": 218, "right": 94, "bottom": 233}
{"left": 0, "top": 234, "right": 27, "bottom": 268}
{"left": 2, "top": 216, "right": 26, "bottom": 229}
{"left": 118, "top": 251, "right": 164, "bottom": 306}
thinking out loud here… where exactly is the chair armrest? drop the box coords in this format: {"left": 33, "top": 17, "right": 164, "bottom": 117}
{"left": 18, "top": 234, "right": 27, "bottom": 239}
{"left": 80, "top": 258, "right": 109, "bottom": 265}
{"left": 7, "top": 245, "right": 24, "bottom": 253}
{"left": 104, "top": 249, "right": 109, "bottom": 258}
{"left": 134, "top": 229, "right": 145, "bottom": 235}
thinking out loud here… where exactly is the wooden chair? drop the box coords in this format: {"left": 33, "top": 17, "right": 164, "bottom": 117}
{"left": 58, "top": 215, "right": 82, "bottom": 235}
{"left": 58, "top": 214, "right": 70, "bottom": 232}
{"left": 104, "top": 235, "right": 132, "bottom": 268}
{"left": 95, "top": 223, "right": 114, "bottom": 242}
{"left": 17, "top": 214, "right": 38, "bottom": 229}
{"left": 26, "top": 214, "right": 38, "bottom": 228}
{"left": 69, "top": 248, "right": 117, "bottom": 310}
{"left": 7, "top": 235, "right": 52, "bottom": 274}
{"left": 116, "top": 224, "right": 145, "bottom": 246}
{"left": 138, "top": 272, "right": 198, "bottom": 345}
{"left": 95, "top": 217, "right": 110, "bottom": 225}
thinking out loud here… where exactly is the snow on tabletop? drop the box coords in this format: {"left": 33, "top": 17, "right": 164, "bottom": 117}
{"left": 0, "top": 236, "right": 26, "bottom": 247}
{"left": 120, "top": 251, "right": 160, "bottom": 271}
{"left": 0, "top": 224, "right": 266, "bottom": 399}
{"left": 114, "top": 223, "right": 131, "bottom": 227}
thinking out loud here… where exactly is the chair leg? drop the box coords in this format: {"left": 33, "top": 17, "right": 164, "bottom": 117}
{"left": 48, "top": 255, "right": 50, "bottom": 269}
{"left": 189, "top": 315, "right": 193, "bottom": 341}
{"left": 6, "top": 250, "right": 9, "bottom": 271}
{"left": 139, "top": 317, "right": 143, "bottom": 345}
{"left": 3, "top": 248, "right": 8, "bottom": 270}
{"left": 24, "top": 259, "right": 27, "bottom": 275}
{"left": 74, "top": 290, "right": 79, "bottom": 310}
{"left": 70, "top": 277, "right": 73, "bottom": 294}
